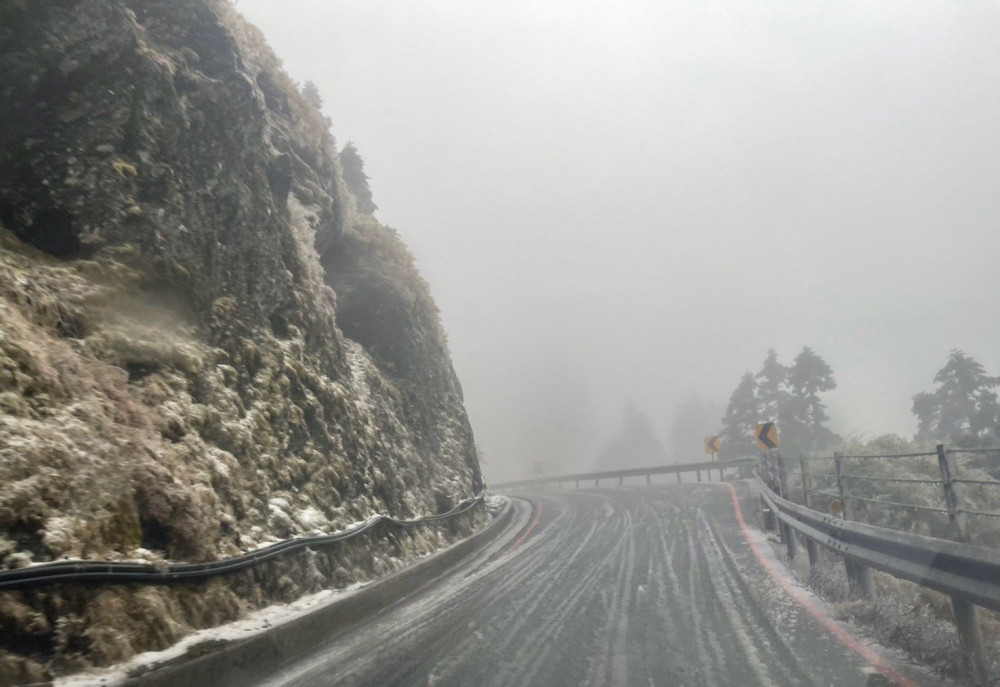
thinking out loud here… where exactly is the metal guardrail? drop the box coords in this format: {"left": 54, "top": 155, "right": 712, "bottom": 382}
{"left": 492, "top": 457, "right": 755, "bottom": 490}
{"left": 754, "top": 461, "right": 998, "bottom": 681}
{"left": 0, "top": 492, "right": 486, "bottom": 591}
{"left": 757, "top": 473, "right": 1000, "bottom": 612}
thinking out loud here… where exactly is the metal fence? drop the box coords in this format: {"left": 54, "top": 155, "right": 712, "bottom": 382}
{"left": 491, "top": 457, "right": 756, "bottom": 491}
{"left": 0, "top": 492, "right": 486, "bottom": 591}
{"left": 756, "top": 445, "right": 1000, "bottom": 682}
{"left": 759, "top": 445, "right": 1000, "bottom": 546}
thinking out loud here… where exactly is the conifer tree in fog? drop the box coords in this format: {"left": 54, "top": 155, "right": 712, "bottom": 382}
{"left": 912, "top": 350, "right": 1000, "bottom": 446}
{"left": 597, "top": 404, "right": 666, "bottom": 470}
{"left": 720, "top": 347, "right": 839, "bottom": 457}
{"left": 340, "top": 141, "right": 378, "bottom": 216}
{"left": 755, "top": 349, "right": 788, "bottom": 423}
{"left": 302, "top": 80, "right": 323, "bottom": 110}
{"left": 719, "top": 372, "right": 760, "bottom": 458}
{"left": 784, "top": 346, "right": 839, "bottom": 454}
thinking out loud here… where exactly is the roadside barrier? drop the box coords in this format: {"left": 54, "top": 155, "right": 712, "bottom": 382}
{"left": 0, "top": 492, "right": 485, "bottom": 591}
{"left": 492, "top": 457, "right": 755, "bottom": 490}
{"left": 755, "top": 445, "right": 1000, "bottom": 683}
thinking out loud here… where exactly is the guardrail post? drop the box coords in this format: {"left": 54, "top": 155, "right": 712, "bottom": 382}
{"left": 798, "top": 455, "right": 819, "bottom": 571}
{"left": 697, "top": 469, "right": 702, "bottom": 482}
{"left": 646, "top": 473, "right": 651, "bottom": 485}
{"left": 936, "top": 444, "right": 988, "bottom": 682}
{"left": 776, "top": 452, "right": 798, "bottom": 560}
{"left": 575, "top": 479, "right": 579, "bottom": 489}
{"left": 771, "top": 452, "right": 786, "bottom": 543}
{"left": 835, "top": 452, "right": 873, "bottom": 599}
{"left": 676, "top": 471, "right": 681, "bottom": 483}
{"left": 953, "top": 597, "right": 989, "bottom": 683}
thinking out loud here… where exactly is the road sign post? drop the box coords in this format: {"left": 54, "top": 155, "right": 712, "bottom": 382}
{"left": 757, "top": 446, "right": 776, "bottom": 531}
{"left": 756, "top": 422, "right": 780, "bottom": 533}
{"left": 775, "top": 452, "right": 798, "bottom": 560}
{"left": 704, "top": 436, "right": 722, "bottom": 476}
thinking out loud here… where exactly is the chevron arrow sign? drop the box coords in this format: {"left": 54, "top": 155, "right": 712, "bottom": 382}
{"left": 755, "top": 422, "right": 778, "bottom": 451}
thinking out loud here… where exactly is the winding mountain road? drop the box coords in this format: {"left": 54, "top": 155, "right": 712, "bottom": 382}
{"left": 261, "top": 484, "right": 949, "bottom": 687}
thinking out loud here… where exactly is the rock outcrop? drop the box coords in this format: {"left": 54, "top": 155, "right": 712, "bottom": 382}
{"left": 0, "top": 0, "right": 484, "bottom": 681}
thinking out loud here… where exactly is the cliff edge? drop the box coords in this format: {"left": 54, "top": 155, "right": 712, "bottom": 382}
{"left": 0, "top": 0, "right": 484, "bottom": 681}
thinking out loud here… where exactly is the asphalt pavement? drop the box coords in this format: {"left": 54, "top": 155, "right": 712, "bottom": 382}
{"left": 260, "top": 483, "right": 952, "bottom": 687}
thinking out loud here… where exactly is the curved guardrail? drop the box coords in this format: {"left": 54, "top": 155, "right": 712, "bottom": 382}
{"left": 0, "top": 492, "right": 485, "bottom": 591}
{"left": 755, "top": 470, "right": 996, "bottom": 680}
{"left": 756, "top": 473, "right": 1000, "bottom": 612}
{"left": 492, "top": 457, "right": 755, "bottom": 490}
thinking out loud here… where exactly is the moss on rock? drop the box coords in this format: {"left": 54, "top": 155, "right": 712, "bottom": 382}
{"left": 0, "top": 0, "right": 485, "bottom": 680}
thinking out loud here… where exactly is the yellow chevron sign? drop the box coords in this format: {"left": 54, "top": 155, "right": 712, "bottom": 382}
{"left": 755, "top": 422, "right": 778, "bottom": 451}
{"left": 704, "top": 436, "right": 721, "bottom": 454}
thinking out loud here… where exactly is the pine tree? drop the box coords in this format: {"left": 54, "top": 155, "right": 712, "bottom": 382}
{"left": 719, "top": 372, "right": 760, "bottom": 458}
{"left": 785, "top": 346, "right": 838, "bottom": 454}
{"left": 755, "top": 349, "right": 787, "bottom": 422}
{"left": 913, "top": 350, "right": 1000, "bottom": 446}
{"left": 339, "top": 141, "right": 378, "bottom": 215}
{"left": 302, "top": 80, "right": 323, "bottom": 110}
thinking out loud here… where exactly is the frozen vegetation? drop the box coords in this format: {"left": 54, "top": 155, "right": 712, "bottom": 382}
{"left": 0, "top": 0, "right": 485, "bottom": 682}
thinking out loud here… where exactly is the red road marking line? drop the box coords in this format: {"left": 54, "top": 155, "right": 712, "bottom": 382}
{"left": 511, "top": 501, "right": 542, "bottom": 549}
{"left": 725, "top": 483, "right": 919, "bottom": 687}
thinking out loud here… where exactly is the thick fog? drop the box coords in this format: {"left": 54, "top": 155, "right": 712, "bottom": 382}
{"left": 237, "top": 0, "right": 1000, "bottom": 482}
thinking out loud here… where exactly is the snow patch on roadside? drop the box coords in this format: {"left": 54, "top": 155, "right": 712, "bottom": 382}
{"left": 54, "top": 582, "right": 369, "bottom": 687}
{"left": 747, "top": 521, "right": 958, "bottom": 687}
{"left": 485, "top": 494, "right": 508, "bottom": 516}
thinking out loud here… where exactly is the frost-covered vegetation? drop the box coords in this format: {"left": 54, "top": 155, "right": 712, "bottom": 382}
{"left": 783, "top": 434, "right": 1000, "bottom": 547}
{"left": 912, "top": 350, "right": 1000, "bottom": 448}
{"left": 773, "top": 350, "right": 1000, "bottom": 546}
{"left": 738, "top": 352, "right": 1000, "bottom": 684}
{"left": 788, "top": 545, "right": 1000, "bottom": 683}
{"left": 0, "top": 0, "right": 484, "bottom": 682}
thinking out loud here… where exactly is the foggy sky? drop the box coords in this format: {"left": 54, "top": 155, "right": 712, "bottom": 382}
{"left": 237, "top": 0, "right": 1000, "bottom": 482}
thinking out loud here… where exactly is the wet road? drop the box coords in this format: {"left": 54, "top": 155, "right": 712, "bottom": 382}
{"left": 261, "top": 484, "right": 945, "bottom": 687}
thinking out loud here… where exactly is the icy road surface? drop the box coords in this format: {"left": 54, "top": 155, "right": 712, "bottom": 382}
{"left": 262, "top": 484, "right": 950, "bottom": 687}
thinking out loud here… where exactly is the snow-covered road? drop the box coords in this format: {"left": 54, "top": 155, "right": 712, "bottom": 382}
{"left": 260, "top": 484, "right": 951, "bottom": 687}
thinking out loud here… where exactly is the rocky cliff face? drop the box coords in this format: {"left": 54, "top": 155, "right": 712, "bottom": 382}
{"left": 0, "top": 0, "right": 484, "bottom": 681}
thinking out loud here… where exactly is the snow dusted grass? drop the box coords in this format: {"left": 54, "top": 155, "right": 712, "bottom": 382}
{"left": 53, "top": 580, "right": 381, "bottom": 687}
{"left": 785, "top": 542, "right": 1000, "bottom": 685}
{"left": 53, "top": 504, "right": 493, "bottom": 687}
{"left": 794, "top": 436, "right": 1000, "bottom": 547}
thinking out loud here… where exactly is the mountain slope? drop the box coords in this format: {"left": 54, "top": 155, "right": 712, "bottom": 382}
{"left": 0, "top": 0, "right": 483, "bottom": 681}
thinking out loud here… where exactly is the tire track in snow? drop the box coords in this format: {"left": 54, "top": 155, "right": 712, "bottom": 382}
{"left": 268, "top": 485, "right": 949, "bottom": 687}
